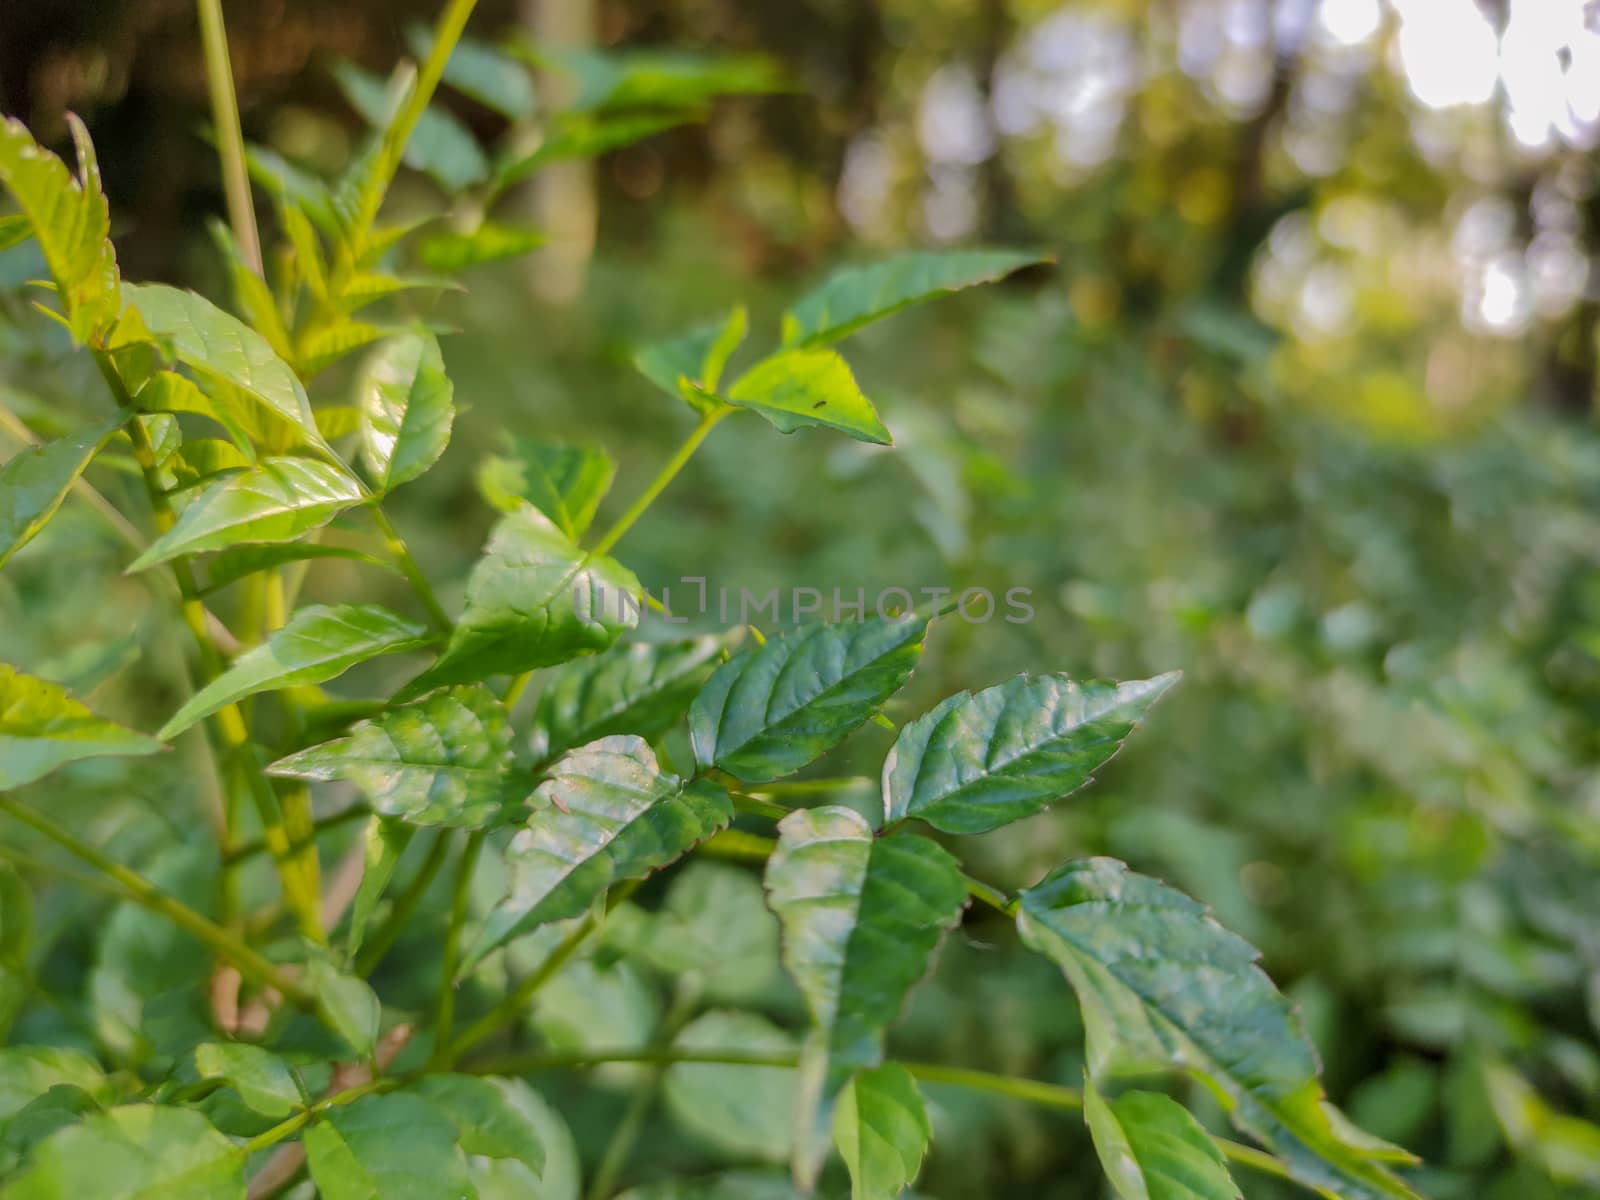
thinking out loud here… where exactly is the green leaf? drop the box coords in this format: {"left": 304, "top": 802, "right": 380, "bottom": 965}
{"left": 495, "top": 111, "right": 698, "bottom": 189}
{"left": 207, "top": 219, "right": 293, "bottom": 359}
{"left": 0, "top": 114, "right": 121, "bottom": 343}
{"left": 641, "top": 861, "right": 780, "bottom": 1002}
{"left": 725, "top": 349, "right": 891, "bottom": 444}
{"left": 1481, "top": 1059, "right": 1600, "bottom": 1189}
{"left": 410, "top": 1074, "right": 545, "bottom": 1176}
{"left": 532, "top": 633, "right": 733, "bottom": 762}
{"left": 159, "top": 604, "right": 430, "bottom": 739}
{"left": 1016, "top": 859, "right": 1420, "bottom": 1200}
{"left": 304, "top": 1092, "right": 473, "bottom": 1200}
{"left": 0, "top": 1086, "right": 103, "bottom": 1176}
{"left": 0, "top": 1048, "right": 107, "bottom": 1121}
{"left": 405, "top": 26, "right": 537, "bottom": 120}
{"left": 0, "top": 864, "right": 31, "bottom": 1039}
{"left": 882, "top": 672, "right": 1180, "bottom": 835}
{"left": 307, "top": 956, "right": 382, "bottom": 1058}
{"left": 128, "top": 457, "right": 364, "bottom": 571}
{"left": 464, "top": 1080, "right": 581, "bottom": 1200}
{"left": 346, "top": 817, "right": 413, "bottom": 956}
{"left": 468, "top": 736, "right": 732, "bottom": 971}
{"left": 193, "top": 1042, "right": 302, "bottom": 1119}
{"left": 0, "top": 415, "right": 125, "bottom": 569}
{"left": 3, "top": 1105, "right": 243, "bottom": 1199}
{"left": 633, "top": 306, "right": 748, "bottom": 411}
{"left": 690, "top": 614, "right": 928, "bottom": 782}
{"left": 122, "top": 283, "right": 325, "bottom": 451}
{"left": 336, "top": 62, "right": 489, "bottom": 192}
{"left": 781, "top": 248, "right": 1047, "bottom": 348}
{"left": 269, "top": 685, "right": 513, "bottom": 829}
{"left": 552, "top": 48, "right": 786, "bottom": 112}
{"left": 1083, "top": 1083, "right": 1241, "bottom": 1200}
{"left": 199, "top": 543, "right": 393, "bottom": 596}
{"left": 763, "top": 806, "right": 967, "bottom": 1183}
{"left": 414, "top": 222, "right": 546, "bottom": 272}
{"left": 406, "top": 504, "right": 641, "bottom": 693}
{"left": 833, "top": 1064, "right": 931, "bottom": 1200}
{"left": 664, "top": 1011, "right": 796, "bottom": 1161}
{"left": 244, "top": 144, "right": 339, "bottom": 237}
{"left": 476, "top": 439, "right": 615, "bottom": 538}
{"left": 0, "top": 213, "right": 29, "bottom": 253}
{"left": 354, "top": 333, "right": 454, "bottom": 492}
{"left": 0, "top": 663, "right": 161, "bottom": 789}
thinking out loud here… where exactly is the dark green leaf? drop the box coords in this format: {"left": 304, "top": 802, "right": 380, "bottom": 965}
{"left": 1017, "top": 858, "right": 1419, "bottom": 1200}
{"left": 193, "top": 1042, "right": 301, "bottom": 1118}
{"left": 128, "top": 457, "right": 364, "bottom": 571}
{"left": 0, "top": 663, "right": 161, "bottom": 788}
{"left": 690, "top": 614, "right": 928, "bottom": 782}
{"left": 725, "top": 350, "right": 891, "bottom": 444}
{"left": 355, "top": 333, "right": 454, "bottom": 492}
{"left": 782, "top": 249, "right": 1048, "bottom": 348}
{"left": 1083, "top": 1083, "right": 1241, "bottom": 1200}
{"left": 269, "top": 685, "right": 513, "bottom": 829}
{"left": 882, "top": 672, "right": 1180, "bottom": 834}
{"left": 410, "top": 1074, "right": 545, "bottom": 1175}
{"left": 0, "top": 415, "right": 125, "bottom": 569}
{"left": 468, "top": 736, "right": 732, "bottom": 971}
{"left": 3, "top": 1105, "right": 243, "bottom": 1199}
{"left": 335, "top": 62, "right": 488, "bottom": 192}
{"left": 476, "top": 439, "right": 615, "bottom": 539}
{"left": 304, "top": 1092, "right": 473, "bottom": 1200}
{"left": 833, "top": 1063, "right": 931, "bottom": 1200}
{"left": 763, "top": 805, "right": 966, "bottom": 1183}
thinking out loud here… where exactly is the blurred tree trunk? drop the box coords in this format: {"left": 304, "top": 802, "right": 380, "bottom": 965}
{"left": 522, "top": 0, "right": 596, "bottom": 302}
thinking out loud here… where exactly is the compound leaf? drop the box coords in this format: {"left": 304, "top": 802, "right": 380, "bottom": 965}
{"left": 476, "top": 439, "right": 614, "bottom": 539}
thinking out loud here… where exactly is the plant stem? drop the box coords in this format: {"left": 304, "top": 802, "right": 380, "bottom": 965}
{"left": 963, "top": 875, "right": 1016, "bottom": 915}
{"left": 368, "top": 504, "right": 452, "bottom": 633}
{"left": 225, "top": 805, "right": 370, "bottom": 865}
{"left": 0, "top": 795, "right": 310, "bottom": 1005}
{"left": 240, "top": 1078, "right": 394, "bottom": 1157}
{"left": 431, "top": 831, "right": 484, "bottom": 1056}
{"left": 354, "top": 831, "right": 452, "bottom": 976}
{"left": 728, "top": 789, "right": 791, "bottom": 822}
{"left": 590, "top": 406, "right": 730, "bottom": 557}
{"left": 696, "top": 828, "right": 776, "bottom": 862}
{"left": 195, "top": 0, "right": 262, "bottom": 273}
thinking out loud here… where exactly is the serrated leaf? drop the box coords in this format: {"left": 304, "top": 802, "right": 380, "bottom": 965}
{"left": 0, "top": 415, "right": 125, "bottom": 569}
{"left": 296, "top": 319, "right": 390, "bottom": 377}
{"left": 336, "top": 62, "right": 488, "bottom": 192}
{"left": 200, "top": 543, "right": 391, "bottom": 596}
{"left": 833, "top": 1064, "right": 931, "bottom": 1200}
{"left": 664, "top": 1011, "right": 796, "bottom": 1161}
{"left": 476, "top": 439, "right": 614, "bottom": 539}
{"left": 406, "top": 504, "right": 641, "bottom": 693}
{"left": 882, "top": 672, "right": 1179, "bottom": 835}
{"left": 724, "top": 349, "right": 890, "bottom": 444}
{"left": 0, "top": 114, "right": 121, "bottom": 343}
{"left": 410, "top": 1074, "right": 545, "bottom": 1176}
{"left": 782, "top": 249, "right": 1047, "bottom": 348}
{"left": 354, "top": 333, "right": 454, "bottom": 491}
{"left": 0, "top": 663, "right": 161, "bottom": 788}
{"left": 123, "top": 283, "right": 325, "bottom": 450}
{"left": 346, "top": 817, "right": 413, "bottom": 956}
{"left": 414, "top": 222, "right": 546, "bottom": 272}
{"left": 468, "top": 736, "right": 732, "bottom": 971}
{"left": 764, "top": 806, "right": 967, "bottom": 1183}
{"left": 1017, "top": 858, "right": 1420, "bottom": 1200}
{"left": 2, "top": 1105, "right": 243, "bottom": 1200}
{"left": 193, "top": 1042, "right": 301, "bottom": 1118}
{"left": 304, "top": 1092, "right": 473, "bottom": 1200}
{"left": 128, "top": 457, "right": 364, "bottom": 570}
{"left": 690, "top": 614, "right": 927, "bottom": 782}
{"left": 1083, "top": 1083, "right": 1241, "bottom": 1200}
{"left": 533, "top": 632, "right": 735, "bottom": 765}
{"left": 405, "top": 26, "right": 537, "bottom": 120}
{"left": 496, "top": 111, "right": 698, "bottom": 189}
{"left": 159, "top": 604, "right": 432, "bottom": 739}
{"left": 269, "top": 685, "right": 513, "bottom": 829}
{"left": 306, "top": 957, "right": 381, "bottom": 1058}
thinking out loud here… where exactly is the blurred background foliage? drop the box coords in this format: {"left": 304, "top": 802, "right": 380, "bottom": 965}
{"left": 4, "top": 0, "right": 1600, "bottom": 1197}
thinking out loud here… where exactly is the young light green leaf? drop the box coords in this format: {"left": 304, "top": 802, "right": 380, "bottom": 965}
{"left": 782, "top": 248, "right": 1047, "bottom": 348}
{"left": 495, "top": 111, "right": 697, "bottom": 189}
{"left": 725, "top": 349, "right": 891, "bottom": 445}
{"left": 207, "top": 219, "right": 293, "bottom": 359}
{"left": 664, "top": 1011, "right": 796, "bottom": 1161}
{"left": 336, "top": 62, "right": 489, "bottom": 192}
{"left": 354, "top": 333, "right": 454, "bottom": 492}
{"left": 123, "top": 283, "right": 324, "bottom": 450}
{"left": 690, "top": 614, "right": 928, "bottom": 782}
{"left": 306, "top": 957, "right": 381, "bottom": 1059}
{"left": 0, "top": 114, "right": 121, "bottom": 343}
{"left": 414, "top": 222, "right": 546, "bottom": 272}
{"left": 0, "top": 415, "right": 125, "bottom": 569}
{"left": 410, "top": 1074, "right": 545, "bottom": 1176}
{"left": 346, "top": 817, "right": 413, "bottom": 957}
{"left": 244, "top": 144, "right": 339, "bottom": 237}
{"left": 764, "top": 806, "right": 967, "bottom": 1183}
{"left": 882, "top": 672, "right": 1180, "bottom": 834}
{"left": 1481, "top": 1059, "right": 1600, "bottom": 1189}
{"left": 405, "top": 504, "right": 641, "bottom": 693}
{"left": 269, "top": 686, "right": 514, "bottom": 829}
{"left": 476, "top": 439, "right": 615, "bottom": 538}
{"left": 158, "top": 604, "right": 432, "bottom": 739}
{"left": 633, "top": 306, "right": 748, "bottom": 412}
{"left": 833, "top": 1063, "right": 932, "bottom": 1200}
{"left": 0, "top": 663, "right": 161, "bottom": 789}
{"left": 128, "top": 457, "right": 364, "bottom": 571}
{"left": 532, "top": 633, "right": 734, "bottom": 762}
{"left": 193, "top": 1042, "right": 302, "bottom": 1119}
{"left": 1083, "top": 1082, "right": 1241, "bottom": 1200}
{"left": 0, "top": 1048, "right": 108, "bottom": 1121}
{"left": 405, "top": 26, "right": 537, "bottom": 120}
{"left": 304, "top": 1092, "right": 473, "bottom": 1200}
{"left": 1017, "top": 858, "right": 1420, "bottom": 1200}
{"left": 2, "top": 1105, "right": 243, "bottom": 1200}
{"left": 467, "top": 736, "right": 732, "bottom": 971}
{"left": 553, "top": 47, "right": 786, "bottom": 112}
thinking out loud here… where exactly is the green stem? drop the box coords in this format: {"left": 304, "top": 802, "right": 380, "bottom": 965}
{"left": 696, "top": 828, "right": 775, "bottom": 862}
{"left": 963, "top": 875, "right": 1016, "bottom": 916}
{"left": 369, "top": 503, "right": 452, "bottom": 634}
{"left": 195, "top": 0, "right": 262, "bottom": 273}
{"left": 431, "top": 831, "right": 484, "bottom": 1056}
{"left": 240, "top": 1078, "right": 394, "bottom": 1157}
{"left": 354, "top": 831, "right": 452, "bottom": 977}
{"left": 0, "top": 795, "right": 310, "bottom": 1006}
{"left": 589, "top": 406, "right": 730, "bottom": 557}
{"left": 225, "top": 805, "right": 370, "bottom": 865}
{"left": 728, "top": 789, "right": 791, "bottom": 822}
